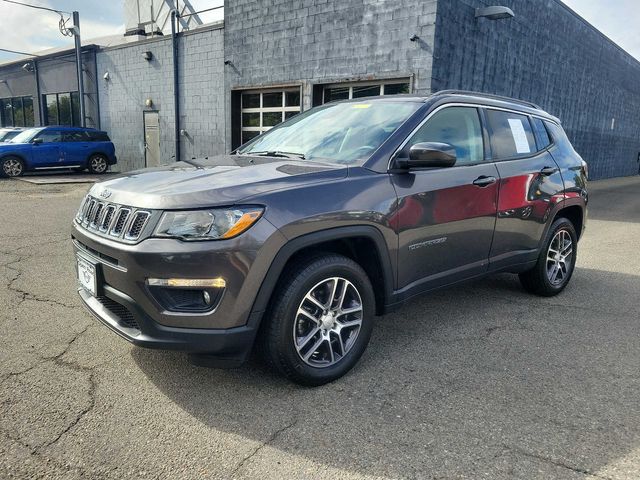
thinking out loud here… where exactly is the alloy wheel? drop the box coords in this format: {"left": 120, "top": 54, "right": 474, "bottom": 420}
{"left": 90, "top": 156, "right": 107, "bottom": 173}
{"left": 3, "top": 158, "right": 22, "bottom": 177}
{"left": 293, "top": 277, "right": 363, "bottom": 368}
{"left": 546, "top": 229, "right": 573, "bottom": 286}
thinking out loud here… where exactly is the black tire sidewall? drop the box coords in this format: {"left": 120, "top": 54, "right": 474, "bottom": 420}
{"left": 537, "top": 218, "right": 578, "bottom": 293}
{"left": 269, "top": 256, "right": 375, "bottom": 386}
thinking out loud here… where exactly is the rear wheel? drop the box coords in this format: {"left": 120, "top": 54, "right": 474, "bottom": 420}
{"left": 519, "top": 217, "right": 577, "bottom": 296}
{"left": 1, "top": 156, "right": 24, "bottom": 178}
{"left": 88, "top": 154, "right": 108, "bottom": 174}
{"left": 261, "top": 254, "right": 375, "bottom": 386}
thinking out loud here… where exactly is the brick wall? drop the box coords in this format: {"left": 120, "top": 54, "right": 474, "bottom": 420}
{"left": 431, "top": 0, "right": 640, "bottom": 179}
{"left": 96, "top": 25, "right": 225, "bottom": 171}
{"left": 223, "top": 0, "right": 438, "bottom": 144}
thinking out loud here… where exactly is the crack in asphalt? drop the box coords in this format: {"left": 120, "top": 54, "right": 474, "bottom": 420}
{"left": 230, "top": 417, "right": 299, "bottom": 477}
{"left": 1, "top": 244, "right": 81, "bottom": 310}
{"left": 501, "top": 444, "right": 612, "bottom": 479}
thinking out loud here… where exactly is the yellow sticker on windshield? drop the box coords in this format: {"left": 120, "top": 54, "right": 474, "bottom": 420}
{"left": 352, "top": 104, "right": 371, "bottom": 109}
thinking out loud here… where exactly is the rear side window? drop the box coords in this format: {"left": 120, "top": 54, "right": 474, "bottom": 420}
{"left": 63, "top": 131, "right": 89, "bottom": 142}
{"left": 485, "top": 110, "right": 536, "bottom": 160}
{"left": 531, "top": 117, "right": 551, "bottom": 149}
{"left": 87, "top": 131, "right": 110, "bottom": 141}
{"left": 408, "top": 106, "right": 484, "bottom": 165}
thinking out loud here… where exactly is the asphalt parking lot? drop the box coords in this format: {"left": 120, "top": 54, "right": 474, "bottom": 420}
{"left": 1, "top": 175, "right": 639, "bottom": 479}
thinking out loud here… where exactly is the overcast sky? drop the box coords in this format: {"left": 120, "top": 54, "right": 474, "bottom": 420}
{"left": 0, "top": 1, "right": 638, "bottom": 62}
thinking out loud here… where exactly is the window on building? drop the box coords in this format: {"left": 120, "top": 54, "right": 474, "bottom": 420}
{"left": 485, "top": 110, "right": 536, "bottom": 159}
{"left": 240, "top": 88, "right": 301, "bottom": 144}
{"left": 0, "top": 96, "right": 35, "bottom": 127}
{"left": 322, "top": 80, "right": 411, "bottom": 104}
{"left": 43, "top": 92, "right": 81, "bottom": 126}
{"left": 407, "top": 107, "right": 484, "bottom": 165}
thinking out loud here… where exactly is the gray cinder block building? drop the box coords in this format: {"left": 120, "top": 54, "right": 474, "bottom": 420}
{"left": 0, "top": 0, "right": 639, "bottom": 179}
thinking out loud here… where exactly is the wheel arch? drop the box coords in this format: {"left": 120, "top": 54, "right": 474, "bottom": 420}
{"left": 85, "top": 150, "right": 109, "bottom": 163}
{"left": 554, "top": 204, "right": 584, "bottom": 240}
{"left": 0, "top": 153, "right": 28, "bottom": 173}
{"left": 250, "top": 226, "right": 395, "bottom": 321}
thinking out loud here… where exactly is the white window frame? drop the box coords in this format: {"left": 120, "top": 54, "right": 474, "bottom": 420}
{"left": 321, "top": 78, "right": 412, "bottom": 104}
{"left": 241, "top": 87, "right": 301, "bottom": 143}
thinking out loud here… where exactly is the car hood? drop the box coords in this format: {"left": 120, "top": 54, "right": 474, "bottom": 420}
{"left": 88, "top": 155, "right": 348, "bottom": 209}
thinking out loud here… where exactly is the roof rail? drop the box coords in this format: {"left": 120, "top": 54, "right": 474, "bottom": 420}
{"left": 433, "top": 90, "right": 541, "bottom": 110}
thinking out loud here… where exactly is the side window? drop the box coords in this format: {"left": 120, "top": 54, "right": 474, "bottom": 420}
{"left": 407, "top": 107, "right": 484, "bottom": 165}
{"left": 63, "top": 131, "right": 88, "bottom": 142}
{"left": 531, "top": 117, "right": 551, "bottom": 150}
{"left": 34, "top": 130, "right": 62, "bottom": 143}
{"left": 485, "top": 110, "right": 536, "bottom": 159}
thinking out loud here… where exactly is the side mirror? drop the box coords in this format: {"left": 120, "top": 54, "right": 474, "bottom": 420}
{"left": 31, "top": 137, "right": 43, "bottom": 144}
{"left": 395, "top": 142, "right": 457, "bottom": 170}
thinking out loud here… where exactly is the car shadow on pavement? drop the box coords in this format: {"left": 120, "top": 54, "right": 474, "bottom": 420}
{"left": 132, "top": 268, "right": 640, "bottom": 478}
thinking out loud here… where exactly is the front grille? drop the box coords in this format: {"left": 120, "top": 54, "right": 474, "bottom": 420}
{"left": 96, "top": 295, "right": 140, "bottom": 331}
{"left": 76, "top": 195, "right": 154, "bottom": 242}
{"left": 125, "top": 211, "right": 150, "bottom": 240}
{"left": 111, "top": 208, "right": 130, "bottom": 236}
{"left": 99, "top": 205, "right": 116, "bottom": 232}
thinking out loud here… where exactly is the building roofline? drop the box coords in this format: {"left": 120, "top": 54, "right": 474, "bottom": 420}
{"left": 551, "top": 0, "right": 640, "bottom": 67}
{"left": 0, "top": 44, "right": 99, "bottom": 68}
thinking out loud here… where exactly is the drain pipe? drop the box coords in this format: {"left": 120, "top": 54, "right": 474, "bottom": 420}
{"left": 171, "top": 9, "right": 180, "bottom": 163}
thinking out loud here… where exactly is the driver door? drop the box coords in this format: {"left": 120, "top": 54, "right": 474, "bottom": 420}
{"left": 390, "top": 106, "right": 499, "bottom": 292}
{"left": 31, "top": 129, "right": 63, "bottom": 168}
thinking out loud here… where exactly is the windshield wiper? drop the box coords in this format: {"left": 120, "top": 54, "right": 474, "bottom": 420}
{"left": 245, "top": 150, "right": 306, "bottom": 160}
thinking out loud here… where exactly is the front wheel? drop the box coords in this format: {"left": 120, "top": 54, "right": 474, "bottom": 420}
{"left": 88, "top": 154, "right": 108, "bottom": 174}
{"left": 261, "top": 254, "right": 375, "bottom": 386}
{"left": 1, "top": 156, "right": 25, "bottom": 177}
{"left": 519, "top": 217, "right": 578, "bottom": 296}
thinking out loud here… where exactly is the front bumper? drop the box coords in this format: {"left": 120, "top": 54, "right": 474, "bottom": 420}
{"left": 72, "top": 216, "right": 287, "bottom": 362}
{"left": 78, "top": 286, "right": 260, "bottom": 365}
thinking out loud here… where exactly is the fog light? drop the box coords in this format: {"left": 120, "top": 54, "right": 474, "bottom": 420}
{"left": 147, "top": 278, "right": 226, "bottom": 288}
{"left": 203, "top": 291, "right": 212, "bottom": 305}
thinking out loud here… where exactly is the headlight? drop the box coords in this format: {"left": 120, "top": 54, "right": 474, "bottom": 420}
{"left": 154, "top": 207, "right": 263, "bottom": 240}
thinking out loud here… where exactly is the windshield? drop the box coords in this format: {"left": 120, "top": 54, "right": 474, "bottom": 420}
{"left": 9, "top": 128, "right": 43, "bottom": 144}
{"left": 237, "top": 101, "right": 422, "bottom": 165}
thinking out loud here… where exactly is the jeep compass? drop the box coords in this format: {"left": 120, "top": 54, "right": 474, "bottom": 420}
{"left": 72, "top": 91, "right": 588, "bottom": 385}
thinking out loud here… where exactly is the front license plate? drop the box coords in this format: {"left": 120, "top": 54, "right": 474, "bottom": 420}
{"left": 77, "top": 255, "right": 97, "bottom": 296}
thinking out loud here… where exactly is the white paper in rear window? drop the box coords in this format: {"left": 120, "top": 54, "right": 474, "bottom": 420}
{"left": 507, "top": 118, "right": 531, "bottom": 154}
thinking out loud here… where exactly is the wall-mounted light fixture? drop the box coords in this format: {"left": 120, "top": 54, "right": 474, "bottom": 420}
{"left": 224, "top": 60, "right": 233, "bottom": 66}
{"left": 103, "top": 71, "right": 110, "bottom": 81}
{"left": 475, "top": 6, "right": 515, "bottom": 20}
{"left": 145, "top": 98, "right": 153, "bottom": 108}
{"left": 22, "top": 62, "right": 34, "bottom": 73}
{"left": 409, "top": 34, "right": 420, "bottom": 42}
{"left": 142, "top": 51, "right": 153, "bottom": 61}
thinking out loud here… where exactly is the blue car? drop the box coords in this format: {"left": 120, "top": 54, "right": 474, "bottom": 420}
{"left": 0, "top": 126, "right": 117, "bottom": 178}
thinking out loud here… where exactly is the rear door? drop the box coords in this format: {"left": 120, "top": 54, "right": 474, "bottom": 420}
{"left": 390, "top": 106, "right": 499, "bottom": 292}
{"left": 30, "top": 129, "right": 63, "bottom": 167}
{"left": 485, "top": 109, "right": 565, "bottom": 270}
{"left": 62, "top": 130, "right": 91, "bottom": 166}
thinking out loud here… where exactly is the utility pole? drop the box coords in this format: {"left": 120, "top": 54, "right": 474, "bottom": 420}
{"left": 72, "top": 11, "right": 86, "bottom": 127}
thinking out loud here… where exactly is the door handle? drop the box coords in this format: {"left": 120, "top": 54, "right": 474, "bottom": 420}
{"left": 540, "top": 166, "right": 559, "bottom": 175}
{"left": 472, "top": 175, "right": 497, "bottom": 187}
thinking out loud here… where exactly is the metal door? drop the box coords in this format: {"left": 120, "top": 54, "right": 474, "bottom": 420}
{"left": 143, "top": 111, "right": 160, "bottom": 167}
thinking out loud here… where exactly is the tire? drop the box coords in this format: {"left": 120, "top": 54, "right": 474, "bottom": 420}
{"left": 1, "top": 156, "right": 25, "bottom": 178}
{"left": 519, "top": 217, "right": 578, "bottom": 296}
{"left": 88, "top": 154, "right": 108, "bottom": 174}
{"left": 260, "top": 254, "right": 375, "bottom": 386}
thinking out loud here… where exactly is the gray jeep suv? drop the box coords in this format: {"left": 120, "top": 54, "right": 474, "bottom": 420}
{"left": 72, "top": 91, "right": 588, "bottom": 385}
